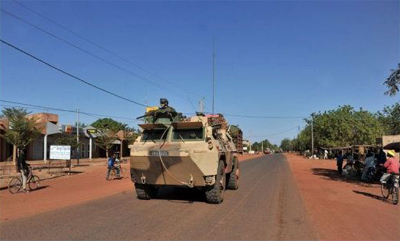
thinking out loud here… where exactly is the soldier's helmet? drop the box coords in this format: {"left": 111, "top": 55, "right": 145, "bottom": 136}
{"left": 160, "top": 98, "right": 169, "bottom": 107}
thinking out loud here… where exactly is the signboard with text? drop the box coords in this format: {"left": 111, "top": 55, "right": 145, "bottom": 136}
{"left": 50, "top": 145, "right": 71, "bottom": 160}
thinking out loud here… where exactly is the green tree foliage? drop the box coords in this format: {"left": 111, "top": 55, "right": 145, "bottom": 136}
{"left": 95, "top": 128, "right": 118, "bottom": 158}
{"left": 384, "top": 63, "right": 400, "bottom": 96}
{"left": 377, "top": 103, "right": 400, "bottom": 135}
{"left": 91, "top": 118, "right": 132, "bottom": 133}
{"left": 54, "top": 134, "right": 79, "bottom": 149}
{"left": 294, "top": 106, "right": 384, "bottom": 151}
{"left": 251, "top": 139, "right": 278, "bottom": 151}
{"left": 280, "top": 138, "right": 293, "bottom": 152}
{"left": 0, "top": 108, "right": 41, "bottom": 151}
{"left": 91, "top": 118, "right": 137, "bottom": 156}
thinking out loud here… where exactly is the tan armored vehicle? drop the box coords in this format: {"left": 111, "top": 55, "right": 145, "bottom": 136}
{"left": 129, "top": 99, "right": 242, "bottom": 204}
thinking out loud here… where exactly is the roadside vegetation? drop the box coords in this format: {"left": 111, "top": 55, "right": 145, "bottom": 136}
{"left": 0, "top": 108, "right": 41, "bottom": 170}
{"left": 280, "top": 103, "right": 400, "bottom": 152}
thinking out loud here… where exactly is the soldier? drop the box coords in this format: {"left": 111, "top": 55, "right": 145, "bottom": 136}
{"left": 159, "top": 98, "right": 175, "bottom": 111}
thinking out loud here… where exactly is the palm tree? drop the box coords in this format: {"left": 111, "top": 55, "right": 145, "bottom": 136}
{"left": 0, "top": 108, "right": 41, "bottom": 170}
{"left": 384, "top": 63, "right": 400, "bottom": 96}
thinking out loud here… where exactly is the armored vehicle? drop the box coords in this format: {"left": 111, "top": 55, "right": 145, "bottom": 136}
{"left": 129, "top": 99, "right": 241, "bottom": 204}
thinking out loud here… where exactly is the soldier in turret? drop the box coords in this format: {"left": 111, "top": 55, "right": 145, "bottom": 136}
{"left": 159, "top": 98, "right": 176, "bottom": 112}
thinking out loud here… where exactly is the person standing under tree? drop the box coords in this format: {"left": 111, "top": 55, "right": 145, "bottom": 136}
{"left": 336, "top": 151, "right": 344, "bottom": 176}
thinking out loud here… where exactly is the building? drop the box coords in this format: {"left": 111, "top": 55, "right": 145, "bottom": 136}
{"left": 377, "top": 135, "right": 400, "bottom": 160}
{"left": 0, "top": 112, "right": 134, "bottom": 162}
{"left": 0, "top": 118, "right": 14, "bottom": 162}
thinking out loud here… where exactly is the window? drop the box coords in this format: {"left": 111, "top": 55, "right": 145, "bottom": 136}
{"left": 173, "top": 128, "right": 203, "bottom": 141}
{"left": 141, "top": 129, "right": 169, "bottom": 142}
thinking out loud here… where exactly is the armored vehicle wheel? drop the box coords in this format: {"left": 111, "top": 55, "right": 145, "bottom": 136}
{"left": 205, "top": 160, "right": 226, "bottom": 204}
{"left": 227, "top": 158, "right": 239, "bottom": 190}
{"left": 135, "top": 184, "right": 157, "bottom": 200}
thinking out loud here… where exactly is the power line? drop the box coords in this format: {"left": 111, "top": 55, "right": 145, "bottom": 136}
{"left": 0, "top": 39, "right": 147, "bottom": 107}
{"left": 1, "top": 9, "right": 196, "bottom": 104}
{"left": 6, "top": 2, "right": 203, "bottom": 100}
{"left": 246, "top": 126, "right": 300, "bottom": 138}
{"left": 0, "top": 99, "right": 139, "bottom": 122}
{"left": 223, "top": 113, "right": 306, "bottom": 119}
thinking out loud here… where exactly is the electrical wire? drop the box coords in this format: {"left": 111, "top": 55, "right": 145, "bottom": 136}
{"left": 0, "top": 39, "right": 147, "bottom": 107}
{"left": 0, "top": 100, "right": 139, "bottom": 122}
{"left": 2, "top": 7, "right": 201, "bottom": 105}
{"left": 11, "top": 0, "right": 203, "bottom": 99}
{"left": 246, "top": 126, "right": 300, "bottom": 138}
{"left": 223, "top": 113, "right": 306, "bottom": 119}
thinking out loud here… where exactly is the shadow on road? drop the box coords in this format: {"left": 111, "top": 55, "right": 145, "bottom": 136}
{"left": 352, "top": 190, "right": 390, "bottom": 204}
{"left": 61, "top": 171, "right": 84, "bottom": 175}
{"left": 311, "top": 168, "right": 376, "bottom": 187}
{"left": 0, "top": 185, "right": 49, "bottom": 193}
{"left": 154, "top": 186, "right": 206, "bottom": 204}
{"left": 33, "top": 185, "right": 49, "bottom": 192}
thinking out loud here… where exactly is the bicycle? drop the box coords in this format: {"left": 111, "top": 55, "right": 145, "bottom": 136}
{"left": 8, "top": 166, "right": 41, "bottom": 194}
{"left": 381, "top": 173, "right": 399, "bottom": 205}
{"left": 106, "top": 161, "right": 127, "bottom": 180}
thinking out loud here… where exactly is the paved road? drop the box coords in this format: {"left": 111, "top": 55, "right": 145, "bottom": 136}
{"left": 1, "top": 154, "right": 318, "bottom": 240}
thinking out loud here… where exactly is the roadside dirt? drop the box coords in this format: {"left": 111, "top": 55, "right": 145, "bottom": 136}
{"left": 285, "top": 153, "right": 400, "bottom": 240}
{"left": 0, "top": 163, "right": 132, "bottom": 222}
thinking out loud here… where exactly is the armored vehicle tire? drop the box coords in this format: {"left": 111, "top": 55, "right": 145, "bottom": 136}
{"left": 135, "top": 184, "right": 157, "bottom": 200}
{"left": 227, "top": 158, "right": 239, "bottom": 190}
{"left": 205, "top": 160, "right": 226, "bottom": 204}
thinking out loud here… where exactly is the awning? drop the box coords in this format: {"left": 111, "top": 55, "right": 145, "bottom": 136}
{"left": 171, "top": 122, "right": 203, "bottom": 129}
{"left": 139, "top": 123, "right": 167, "bottom": 130}
{"left": 384, "top": 142, "right": 400, "bottom": 152}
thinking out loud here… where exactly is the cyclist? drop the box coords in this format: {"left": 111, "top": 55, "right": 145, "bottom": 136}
{"left": 17, "top": 150, "right": 30, "bottom": 193}
{"left": 380, "top": 150, "right": 399, "bottom": 188}
{"left": 106, "top": 154, "right": 120, "bottom": 180}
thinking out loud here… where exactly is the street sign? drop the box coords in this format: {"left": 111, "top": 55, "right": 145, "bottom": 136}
{"left": 50, "top": 145, "right": 71, "bottom": 160}
{"left": 88, "top": 129, "right": 97, "bottom": 134}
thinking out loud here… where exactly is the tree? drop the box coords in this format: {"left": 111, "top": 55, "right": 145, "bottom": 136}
{"left": 377, "top": 103, "right": 400, "bottom": 135}
{"left": 0, "top": 108, "right": 41, "bottom": 168}
{"left": 384, "top": 63, "right": 400, "bottom": 96}
{"left": 54, "top": 135, "right": 79, "bottom": 149}
{"left": 95, "top": 128, "right": 118, "bottom": 158}
{"left": 293, "top": 106, "right": 384, "bottom": 151}
{"left": 251, "top": 139, "right": 278, "bottom": 152}
{"left": 76, "top": 122, "right": 86, "bottom": 128}
{"left": 280, "top": 138, "right": 292, "bottom": 152}
{"left": 91, "top": 118, "right": 129, "bottom": 133}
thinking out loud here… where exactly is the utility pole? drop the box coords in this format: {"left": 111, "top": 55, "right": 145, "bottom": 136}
{"left": 212, "top": 36, "right": 215, "bottom": 114}
{"left": 249, "top": 140, "right": 252, "bottom": 153}
{"left": 311, "top": 116, "right": 314, "bottom": 159}
{"left": 199, "top": 97, "right": 205, "bottom": 113}
{"left": 261, "top": 141, "right": 264, "bottom": 153}
{"left": 76, "top": 109, "right": 80, "bottom": 166}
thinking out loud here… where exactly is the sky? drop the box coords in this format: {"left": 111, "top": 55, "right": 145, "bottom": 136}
{"left": 0, "top": 0, "right": 399, "bottom": 145}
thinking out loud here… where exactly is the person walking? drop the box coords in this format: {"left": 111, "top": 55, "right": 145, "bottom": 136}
{"left": 324, "top": 149, "right": 328, "bottom": 159}
{"left": 17, "top": 150, "right": 30, "bottom": 193}
{"left": 380, "top": 150, "right": 399, "bottom": 187}
{"left": 106, "top": 154, "right": 120, "bottom": 180}
{"left": 337, "top": 152, "right": 344, "bottom": 176}
{"left": 377, "top": 148, "right": 387, "bottom": 165}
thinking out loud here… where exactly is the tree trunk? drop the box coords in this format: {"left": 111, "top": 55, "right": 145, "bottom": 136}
{"left": 13, "top": 145, "right": 17, "bottom": 173}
